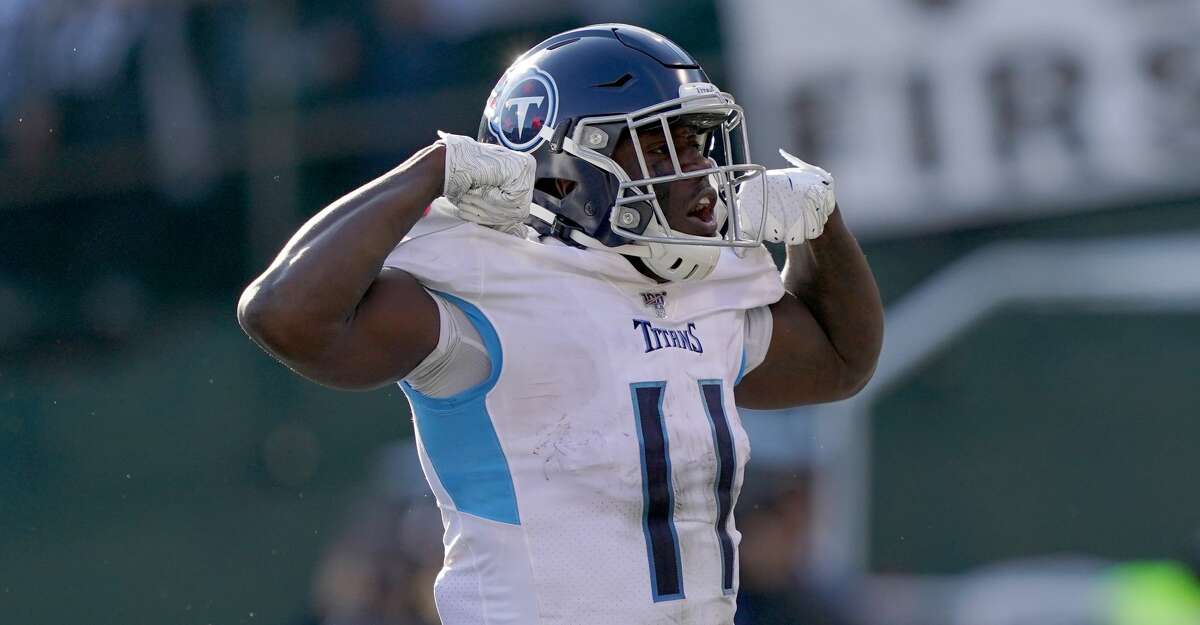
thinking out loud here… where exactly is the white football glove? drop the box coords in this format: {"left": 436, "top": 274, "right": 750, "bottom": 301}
{"left": 438, "top": 131, "right": 536, "bottom": 237}
{"left": 736, "top": 149, "right": 837, "bottom": 245}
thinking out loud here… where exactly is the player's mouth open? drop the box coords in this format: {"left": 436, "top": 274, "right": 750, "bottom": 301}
{"left": 685, "top": 189, "right": 719, "bottom": 236}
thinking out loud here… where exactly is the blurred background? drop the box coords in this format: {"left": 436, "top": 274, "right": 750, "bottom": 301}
{"left": 3, "top": 1, "right": 1200, "bottom": 624}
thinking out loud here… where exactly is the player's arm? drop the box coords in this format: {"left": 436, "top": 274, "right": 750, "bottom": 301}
{"left": 236, "top": 144, "right": 446, "bottom": 390}
{"left": 733, "top": 152, "right": 883, "bottom": 408}
{"left": 237, "top": 134, "right": 535, "bottom": 391}
{"left": 735, "top": 209, "right": 883, "bottom": 408}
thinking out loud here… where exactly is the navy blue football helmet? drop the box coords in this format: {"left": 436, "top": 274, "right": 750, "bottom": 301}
{"left": 477, "top": 24, "right": 766, "bottom": 281}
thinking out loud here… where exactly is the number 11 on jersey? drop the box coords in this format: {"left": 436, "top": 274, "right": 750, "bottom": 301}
{"left": 630, "top": 379, "right": 738, "bottom": 602}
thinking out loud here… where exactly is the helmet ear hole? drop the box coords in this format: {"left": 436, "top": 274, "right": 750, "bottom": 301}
{"left": 535, "top": 178, "right": 577, "bottom": 200}
{"left": 555, "top": 179, "right": 577, "bottom": 198}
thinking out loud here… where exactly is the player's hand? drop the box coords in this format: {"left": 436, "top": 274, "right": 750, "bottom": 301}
{"left": 736, "top": 149, "right": 836, "bottom": 245}
{"left": 438, "top": 131, "right": 536, "bottom": 237}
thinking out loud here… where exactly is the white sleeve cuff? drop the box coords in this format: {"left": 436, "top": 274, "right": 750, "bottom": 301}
{"left": 403, "top": 291, "right": 491, "bottom": 398}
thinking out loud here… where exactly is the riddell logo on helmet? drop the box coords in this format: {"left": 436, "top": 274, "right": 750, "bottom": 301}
{"left": 679, "top": 82, "right": 719, "bottom": 98}
{"left": 488, "top": 67, "right": 559, "bottom": 152}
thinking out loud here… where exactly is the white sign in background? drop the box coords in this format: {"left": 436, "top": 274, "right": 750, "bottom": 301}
{"left": 721, "top": 0, "right": 1200, "bottom": 239}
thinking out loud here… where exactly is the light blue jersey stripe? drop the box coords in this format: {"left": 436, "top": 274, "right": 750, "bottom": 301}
{"left": 400, "top": 292, "right": 520, "bottom": 525}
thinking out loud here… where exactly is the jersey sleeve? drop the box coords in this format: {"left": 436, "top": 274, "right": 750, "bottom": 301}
{"left": 403, "top": 290, "right": 492, "bottom": 398}
{"left": 741, "top": 305, "right": 774, "bottom": 377}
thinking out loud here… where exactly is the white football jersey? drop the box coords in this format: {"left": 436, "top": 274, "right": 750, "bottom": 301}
{"left": 383, "top": 199, "right": 785, "bottom": 625}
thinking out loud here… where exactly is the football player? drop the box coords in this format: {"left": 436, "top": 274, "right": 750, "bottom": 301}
{"left": 238, "top": 24, "right": 883, "bottom": 625}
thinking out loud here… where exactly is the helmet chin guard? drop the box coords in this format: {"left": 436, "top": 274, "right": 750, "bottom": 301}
{"left": 637, "top": 226, "right": 723, "bottom": 282}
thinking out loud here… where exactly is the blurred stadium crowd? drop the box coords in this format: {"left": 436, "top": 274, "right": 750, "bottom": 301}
{"left": 0, "top": 0, "right": 716, "bottom": 353}
{"left": 3, "top": 1, "right": 1200, "bottom": 625}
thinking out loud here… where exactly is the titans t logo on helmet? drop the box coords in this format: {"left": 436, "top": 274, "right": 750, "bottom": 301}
{"left": 486, "top": 66, "right": 559, "bottom": 152}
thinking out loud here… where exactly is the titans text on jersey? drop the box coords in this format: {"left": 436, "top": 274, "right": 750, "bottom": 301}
{"left": 633, "top": 319, "right": 704, "bottom": 354}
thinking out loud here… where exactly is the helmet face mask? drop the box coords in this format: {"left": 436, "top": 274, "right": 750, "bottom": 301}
{"left": 478, "top": 24, "right": 768, "bottom": 282}
{"left": 564, "top": 90, "right": 766, "bottom": 248}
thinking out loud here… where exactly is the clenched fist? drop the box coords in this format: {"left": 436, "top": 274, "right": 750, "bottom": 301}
{"left": 438, "top": 131, "right": 537, "bottom": 237}
{"left": 736, "top": 149, "right": 836, "bottom": 245}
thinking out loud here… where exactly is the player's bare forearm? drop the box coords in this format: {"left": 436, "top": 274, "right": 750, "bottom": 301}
{"left": 736, "top": 209, "right": 882, "bottom": 408}
{"left": 237, "top": 144, "right": 445, "bottom": 376}
{"left": 783, "top": 209, "right": 883, "bottom": 392}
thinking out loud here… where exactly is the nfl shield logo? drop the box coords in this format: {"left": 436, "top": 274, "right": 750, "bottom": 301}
{"left": 641, "top": 291, "right": 668, "bottom": 319}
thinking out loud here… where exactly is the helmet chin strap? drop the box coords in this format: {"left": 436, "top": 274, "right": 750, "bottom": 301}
{"left": 636, "top": 220, "right": 721, "bottom": 281}
{"left": 529, "top": 203, "right": 720, "bottom": 281}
